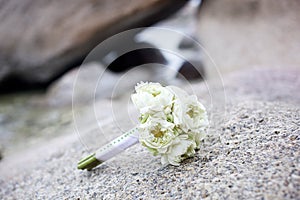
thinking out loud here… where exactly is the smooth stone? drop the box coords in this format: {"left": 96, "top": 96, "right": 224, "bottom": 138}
{"left": 0, "top": 0, "right": 186, "bottom": 91}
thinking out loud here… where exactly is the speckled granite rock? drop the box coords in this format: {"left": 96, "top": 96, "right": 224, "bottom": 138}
{"left": 0, "top": 68, "right": 299, "bottom": 199}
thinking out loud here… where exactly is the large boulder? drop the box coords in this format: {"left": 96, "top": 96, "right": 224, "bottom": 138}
{"left": 0, "top": 0, "right": 186, "bottom": 92}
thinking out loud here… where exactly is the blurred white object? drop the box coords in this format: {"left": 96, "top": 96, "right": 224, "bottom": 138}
{"left": 136, "top": 0, "right": 204, "bottom": 85}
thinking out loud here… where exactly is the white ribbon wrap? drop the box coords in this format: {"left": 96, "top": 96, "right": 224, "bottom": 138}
{"left": 95, "top": 127, "right": 139, "bottom": 161}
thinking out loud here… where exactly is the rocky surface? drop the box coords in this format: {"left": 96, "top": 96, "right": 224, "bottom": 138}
{"left": 0, "top": 67, "right": 299, "bottom": 199}
{"left": 0, "top": 0, "right": 186, "bottom": 91}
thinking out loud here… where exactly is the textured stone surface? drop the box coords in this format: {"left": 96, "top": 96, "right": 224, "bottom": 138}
{"left": 0, "top": 68, "right": 299, "bottom": 199}
{"left": 0, "top": 0, "right": 185, "bottom": 89}
{"left": 223, "top": 67, "right": 300, "bottom": 105}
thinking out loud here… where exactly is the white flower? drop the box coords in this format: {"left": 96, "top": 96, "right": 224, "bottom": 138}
{"left": 161, "top": 134, "right": 197, "bottom": 166}
{"left": 139, "top": 117, "right": 176, "bottom": 155}
{"left": 167, "top": 86, "right": 208, "bottom": 147}
{"left": 131, "top": 82, "right": 174, "bottom": 117}
{"left": 131, "top": 82, "right": 208, "bottom": 166}
{"left": 168, "top": 86, "right": 208, "bottom": 131}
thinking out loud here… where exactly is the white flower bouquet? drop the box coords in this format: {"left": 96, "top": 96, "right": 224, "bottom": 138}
{"left": 132, "top": 82, "right": 208, "bottom": 166}
{"left": 78, "top": 82, "right": 208, "bottom": 170}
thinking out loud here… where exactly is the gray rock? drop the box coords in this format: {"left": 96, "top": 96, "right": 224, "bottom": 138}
{"left": 0, "top": 146, "right": 2, "bottom": 161}
{"left": 0, "top": 0, "right": 186, "bottom": 90}
{"left": 0, "top": 67, "right": 299, "bottom": 199}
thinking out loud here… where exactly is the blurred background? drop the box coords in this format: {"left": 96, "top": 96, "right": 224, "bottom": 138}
{"left": 0, "top": 0, "right": 299, "bottom": 159}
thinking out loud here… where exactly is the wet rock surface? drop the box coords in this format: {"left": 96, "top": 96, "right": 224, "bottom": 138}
{"left": 0, "top": 68, "right": 299, "bottom": 199}
{"left": 0, "top": 91, "right": 74, "bottom": 155}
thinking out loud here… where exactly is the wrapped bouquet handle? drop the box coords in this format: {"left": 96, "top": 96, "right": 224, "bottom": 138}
{"left": 77, "top": 82, "right": 208, "bottom": 170}
{"left": 77, "top": 128, "right": 139, "bottom": 170}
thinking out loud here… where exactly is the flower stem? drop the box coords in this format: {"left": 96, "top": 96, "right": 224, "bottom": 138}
{"left": 77, "top": 153, "right": 102, "bottom": 171}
